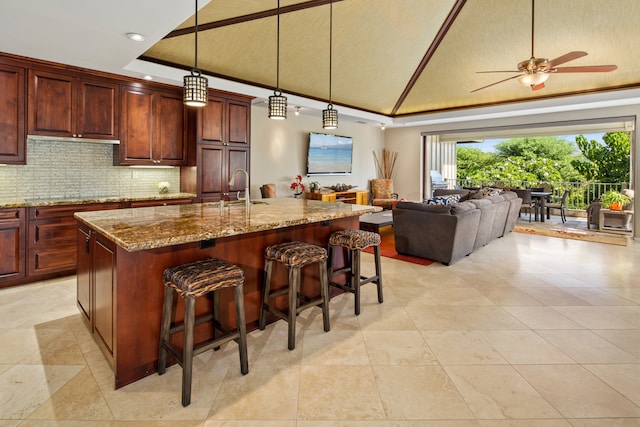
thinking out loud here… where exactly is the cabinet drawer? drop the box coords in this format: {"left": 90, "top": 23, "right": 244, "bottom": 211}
{"left": 29, "top": 202, "right": 121, "bottom": 220}
{"left": 128, "top": 198, "right": 192, "bottom": 208}
{"left": 28, "top": 218, "right": 76, "bottom": 247}
{"left": 0, "top": 208, "right": 24, "bottom": 221}
{"left": 28, "top": 246, "right": 76, "bottom": 276}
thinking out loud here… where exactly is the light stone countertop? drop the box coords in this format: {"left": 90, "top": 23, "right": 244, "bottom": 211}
{"left": 75, "top": 198, "right": 381, "bottom": 252}
{"left": 0, "top": 193, "right": 197, "bottom": 209}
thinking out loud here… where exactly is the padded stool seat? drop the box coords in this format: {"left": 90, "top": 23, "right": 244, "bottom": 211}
{"left": 328, "top": 229, "right": 383, "bottom": 315}
{"left": 259, "top": 241, "right": 330, "bottom": 350}
{"left": 158, "top": 258, "right": 248, "bottom": 407}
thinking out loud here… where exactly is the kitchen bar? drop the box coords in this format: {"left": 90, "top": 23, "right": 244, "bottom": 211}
{"left": 75, "top": 198, "right": 379, "bottom": 388}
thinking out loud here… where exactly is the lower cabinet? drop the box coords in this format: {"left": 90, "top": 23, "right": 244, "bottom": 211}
{"left": 0, "top": 208, "right": 26, "bottom": 286}
{"left": 77, "top": 222, "right": 116, "bottom": 366}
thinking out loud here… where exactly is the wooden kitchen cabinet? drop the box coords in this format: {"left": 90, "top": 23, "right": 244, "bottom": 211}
{"left": 27, "top": 68, "right": 119, "bottom": 140}
{"left": 27, "top": 203, "right": 121, "bottom": 279}
{"left": 0, "top": 208, "right": 26, "bottom": 286}
{"left": 182, "top": 93, "right": 251, "bottom": 202}
{"left": 117, "top": 85, "right": 187, "bottom": 166}
{"left": 0, "top": 63, "right": 26, "bottom": 164}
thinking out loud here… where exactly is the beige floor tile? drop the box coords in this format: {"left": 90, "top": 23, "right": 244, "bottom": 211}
{"left": 0, "top": 364, "right": 84, "bottom": 419}
{"left": 501, "top": 306, "right": 583, "bottom": 330}
{"left": 551, "top": 306, "right": 638, "bottom": 329}
{"left": 20, "top": 329, "right": 87, "bottom": 365}
{"left": 584, "top": 364, "right": 640, "bottom": 406}
{"left": 205, "top": 422, "right": 295, "bottom": 427}
{"left": 567, "top": 419, "right": 640, "bottom": 427}
{"left": 374, "top": 365, "right": 475, "bottom": 420}
{"left": 518, "top": 288, "right": 591, "bottom": 306}
{"left": 0, "top": 327, "right": 68, "bottom": 364}
{"left": 477, "top": 330, "right": 574, "bottom": 364}
{"left": 19, "top": 422, "right": 205, "bottom": 426}
{"left": 301, "top": 329, "right": 370, "bottom": 365}
{"left": 536, "top": 330, "right": 639, "bottom": 363}
{"left": 356, "top": 303, "right": 416, "bottom": 330}
{"left": 445, "top": 365, "right": 561, "bottom": 419}
{"left": 26, "top": 366, "right": 113, "bottom": 420}
{"left": 242, "top": 321, "right": 303, "bottom": 366}
{"left": 560, "top": 288, "right": 637, "bottom": 306}
{"left": 362, "top": 330, "right": 438, "bottom": 365}
{"left": 515, "top": 365, "right": 640, "bottom": 418}
{"left": 592, "top": 329, "right": 640, "bottom": 358}
{"left": 604, "top": 306, "right": 640, "bottom": 328}
{"left": 607, "top": 288, "right": 640, "bottom": 304}
{"left": 298, "top": 365, "right": 386, "bottom": 420}
{"left": 422, "top": 330, "right": 506, "bottom": 365}
{"left": 479, "top": 288, "right": 544, "bottom": 306}
{"left": 405, "top": 305, "right": 527, "bottom": 330}
{"left": 388, "top": 422, "right": 482, "bottom": 427}
{"left": 208, "top": 364, "right": 300, "bottom": 420}
{"left": 396, "top": 287, "right": 496, "bottom": 307}
{"left": 478, "top": 421, "right": 572, "bottom": 427}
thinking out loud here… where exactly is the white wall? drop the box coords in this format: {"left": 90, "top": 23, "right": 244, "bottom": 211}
{"left": 383, "top": 126, "right": 423, "bottom": 201}
{"left": 250, "top": 105, "right": 384, "bottom": 197}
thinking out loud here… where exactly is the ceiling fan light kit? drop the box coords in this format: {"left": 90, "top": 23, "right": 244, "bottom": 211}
{"left": 472, "top": 0, "right": 617, "bottom": 93}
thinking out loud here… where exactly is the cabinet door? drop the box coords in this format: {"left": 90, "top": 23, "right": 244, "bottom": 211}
{"left": 227, "top": 100, "right": 250, "bottom": 145}
{"left": 119, "top": 86, "right": 154, "bottom": 164}
{"left": 227, "top": 147, "right": 249, "bottom": 199}
{"left": 0, "top": 64, "right": 26, "bottom": 164}
{"left": 155, "top": 91, "right": 187, "bottom": 165}
{"left": 78, "top": 79, "right": 119, "bottom": 140}
{"left": 200, "top": 96, "right": 224, "bottom": 144}
{"left": 27, "top": 69, "right": 75, "bottom": 137}
{"left": 0, "top": 209, "right": 25, "bottom": 284}
{"left": 198, "top": 144, "right": 225, "bottom": 200}
{"left": 76, "top": 225, "right": 92, "bottom": 325}
{"left": 94, "top": 235, "right": 116, "bottom": 356}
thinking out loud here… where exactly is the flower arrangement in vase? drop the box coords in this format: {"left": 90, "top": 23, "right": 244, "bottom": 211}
{"left": 290, "top": 175, "right": 305, "bottom": 198}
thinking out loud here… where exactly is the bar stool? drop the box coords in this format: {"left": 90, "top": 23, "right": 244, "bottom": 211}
{"left": 158, "top": 258, "right": 248, "bottom": 407}
{"left": 328, "top": 229, "right": 383, "bottom": 315}
{"left": 259, "top": 241, "right": 330, "bottom": 350}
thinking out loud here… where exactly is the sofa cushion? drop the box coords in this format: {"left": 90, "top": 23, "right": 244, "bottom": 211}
{"left": 426, "top": 194, "right": 461, "bottom": 206}
{"left": 450, "top": 201, "right": 477, "bottom": 214}
{"left": 395, "top": 201, "right": 451, "bottom": 213}
{"left": 433, "top": 189, "right": 471, "bottom": 201}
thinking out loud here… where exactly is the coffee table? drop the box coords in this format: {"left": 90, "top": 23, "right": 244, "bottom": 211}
{"left": 359, "top": 211, "right": 393, "bottom": 233}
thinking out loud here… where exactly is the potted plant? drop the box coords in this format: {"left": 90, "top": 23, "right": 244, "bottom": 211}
{"left": 290, "top": 175, "right": 305, "bottom": 198}
{"left": 600, "top": 190, "right": 631, "bottom": 211}
{"left": 309, "top": 181, "right": 321, "bottom": 193}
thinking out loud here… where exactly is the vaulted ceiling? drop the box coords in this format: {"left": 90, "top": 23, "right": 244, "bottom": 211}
{"left": 140, "top": 0, "right": 640, "bottom": 118}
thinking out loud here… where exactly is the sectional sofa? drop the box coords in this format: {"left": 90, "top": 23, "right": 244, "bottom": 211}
{"left": 392, "top": 188, "right": 522, "bottom": 265}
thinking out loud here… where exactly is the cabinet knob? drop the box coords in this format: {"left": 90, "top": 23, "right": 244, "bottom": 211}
{"left": 78, "top": 134, "right": 82, "bottom": 138}
{"left": 72, "top": 134, "right": 77, "bottom": 137}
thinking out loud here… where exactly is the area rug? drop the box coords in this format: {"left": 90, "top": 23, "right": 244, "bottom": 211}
{"left": 363, "top": 226, "right": 435, "bottom": 266}
{"left": 513, "top": 224, "right": 628, "bottom": 246}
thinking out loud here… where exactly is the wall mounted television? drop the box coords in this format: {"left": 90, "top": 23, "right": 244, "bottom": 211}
{"left": 306, "top": 132, "right": 353, "bottom": 175}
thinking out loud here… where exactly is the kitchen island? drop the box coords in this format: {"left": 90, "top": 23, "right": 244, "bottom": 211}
{"left": 75, "top": 198, "right": 379, "bottom": 388}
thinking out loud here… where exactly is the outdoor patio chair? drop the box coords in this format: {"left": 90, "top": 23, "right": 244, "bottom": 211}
{"left": 546, "top": 190, "right": 569, "bottom": 223}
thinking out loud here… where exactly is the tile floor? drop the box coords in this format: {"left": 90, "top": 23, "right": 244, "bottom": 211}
{"left": 1, "top": 230, "right": 639, "bottom": 426}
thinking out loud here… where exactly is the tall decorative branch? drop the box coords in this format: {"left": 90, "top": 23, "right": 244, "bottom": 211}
{"left": 373, "top": 148, "right": 398, "bottom": 179}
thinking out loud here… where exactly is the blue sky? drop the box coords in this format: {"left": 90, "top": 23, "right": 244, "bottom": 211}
{"left": 462, "top": 132, "right": 605, "bottom": 153}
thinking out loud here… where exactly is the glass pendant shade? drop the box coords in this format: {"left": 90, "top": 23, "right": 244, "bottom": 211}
{"left": 183, "top": 70, "right": 208, "bottom": 107}
{"left": 322, "top": 104, "right": 338, "bottom": 129}
{"left": 518, "top": 71, "right": 549, "bottom": 86}
{"left": 268, "top": 90, "right": 287, "bottom": 119}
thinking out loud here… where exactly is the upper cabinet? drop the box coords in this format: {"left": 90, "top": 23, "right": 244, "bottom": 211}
{"left": 27, "top": 69, "right": 119, "bottom": 140}
{"left": 0, "top": 63, "right": 26, "bottom": 164}
{"left": 117, "top": 85, "right": 187, "bottom": 166}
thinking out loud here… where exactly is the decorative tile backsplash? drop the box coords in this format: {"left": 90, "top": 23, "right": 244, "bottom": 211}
{"left": 0, "top": 139, "right": 180, "bottom": 200}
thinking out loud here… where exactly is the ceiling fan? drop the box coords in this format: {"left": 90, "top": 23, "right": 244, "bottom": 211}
{"left": 471, "top": 0, "right": 617, "bottom": 93}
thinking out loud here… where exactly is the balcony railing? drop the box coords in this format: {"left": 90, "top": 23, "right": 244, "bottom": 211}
{"left": 453, "top": 179, "right": 629, "bottom": 210}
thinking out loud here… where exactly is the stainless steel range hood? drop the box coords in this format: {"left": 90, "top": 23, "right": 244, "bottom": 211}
{"left": 27, "top": 135, "right": 120, "bottom": 145}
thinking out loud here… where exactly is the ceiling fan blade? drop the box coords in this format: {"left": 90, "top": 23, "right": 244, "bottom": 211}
{"left": 553, "top": 65, "right": 617, "bottom": 73}
{"left": 547, "top": 51, "right": 587, "bottom": 67}
{"left": 531, "top": 82, "right": 545, "bottom": 91}
{"left": 477, "top": 70, "right": 520, "bottom": 73}
{"left": 471, "top": 74, "right": 521, "bottom": 93}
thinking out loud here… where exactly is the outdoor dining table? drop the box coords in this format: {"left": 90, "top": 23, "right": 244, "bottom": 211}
{"left": 530, "top": 191, "right": 552, "bottom": 222}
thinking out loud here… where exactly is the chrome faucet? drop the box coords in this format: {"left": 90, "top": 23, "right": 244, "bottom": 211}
{"left": 229, "top": 168, "right": 250, "bottom": 211}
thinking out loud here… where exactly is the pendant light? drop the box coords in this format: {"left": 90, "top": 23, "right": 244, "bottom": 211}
{"left": 183, "top": 0, "right": 208, "bottom": 107}
{"left": 322, "top": 0, "right": 338, "bottom": 129}
{"left": 268, "top": 0, "right": 287, "bottom": 119}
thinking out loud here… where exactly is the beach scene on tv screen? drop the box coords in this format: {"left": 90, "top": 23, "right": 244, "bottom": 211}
{"left": 308, "top": 133, "right": 353, "bottom": 174}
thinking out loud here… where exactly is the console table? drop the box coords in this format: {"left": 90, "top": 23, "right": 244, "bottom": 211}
{"left": 306, "top": 190, "right": 369, "bottom": 205}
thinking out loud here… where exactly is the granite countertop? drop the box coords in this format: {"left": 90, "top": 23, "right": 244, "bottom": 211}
{"left": 75, "top": 198, "right": 381, "bottom": 252}
{"left": 0, "top": 193, "right": 197, "bottom": 209}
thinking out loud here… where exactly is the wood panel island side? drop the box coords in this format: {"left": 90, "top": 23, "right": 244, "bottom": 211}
{"left": 75, "top": 198, "right": 379, "bottom": 388}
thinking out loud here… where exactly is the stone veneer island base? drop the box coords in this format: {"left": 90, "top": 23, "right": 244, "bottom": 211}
{"left": 75, "top": 198, "right": 379, "bottom": 388}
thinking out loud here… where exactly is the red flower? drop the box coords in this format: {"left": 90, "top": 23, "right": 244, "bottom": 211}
{"left": 290, "top": 175, "right": 305, "bottom": 193}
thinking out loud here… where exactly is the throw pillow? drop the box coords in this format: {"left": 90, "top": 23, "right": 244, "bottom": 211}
{"left": 425, "top": 194, "right": 461, "bottom": 205}
{"left": 481, "top": 187, "right": 503, "bottom": 197}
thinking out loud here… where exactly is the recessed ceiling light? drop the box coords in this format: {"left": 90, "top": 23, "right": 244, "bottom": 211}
{"left": 126, "top": 32, "right": 145, "bottom": 42}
